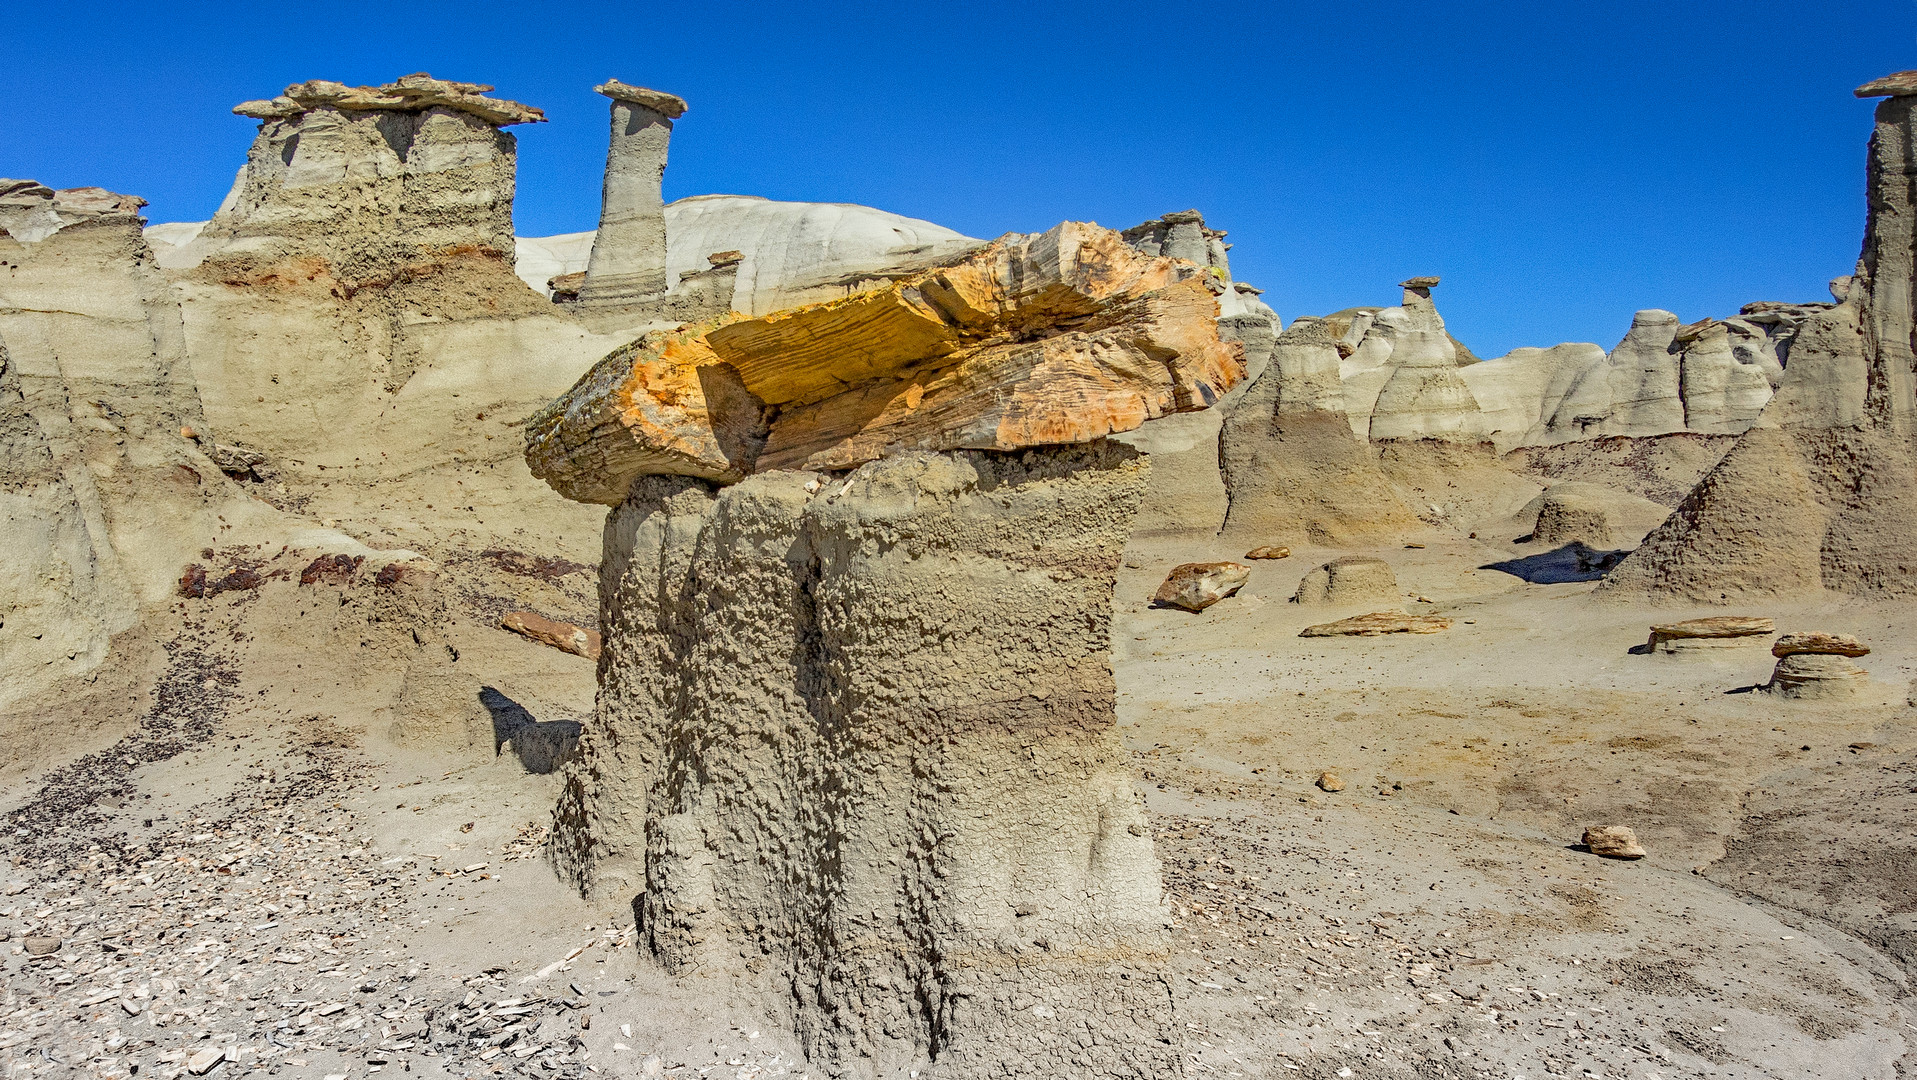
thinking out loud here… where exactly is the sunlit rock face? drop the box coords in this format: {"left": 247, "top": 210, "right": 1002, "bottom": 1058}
{"left": 1601, "top": 72, "right": 1917, "bottom": 602}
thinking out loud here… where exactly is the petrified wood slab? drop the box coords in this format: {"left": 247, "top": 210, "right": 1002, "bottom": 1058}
{"left": 1299, "top": 611, "right": 1452, "bottom": 637}
{"left": 1771, "top": 631, "right": 1869, "bottom": 657}
{"left": 522, "top": 323, "right": 771, "bottom": 504}
{"left": 525, "top": 221, "right": 1241, "bottom": 503}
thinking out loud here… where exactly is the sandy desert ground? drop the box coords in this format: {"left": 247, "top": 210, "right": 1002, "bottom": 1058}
{"left": 3, "top": 519, "right": 1911, "bottom": 1080}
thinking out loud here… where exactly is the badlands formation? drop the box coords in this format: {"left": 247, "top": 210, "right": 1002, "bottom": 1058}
{"left": 0, "top": 67, "right": 1912, "bottom": 1080}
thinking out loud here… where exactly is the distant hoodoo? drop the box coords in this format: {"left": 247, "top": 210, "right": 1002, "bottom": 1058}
{"left": 1601, "top": 69, "right": 1917, "bottom": 602}
{"left": 576, "top": 80, "right": 689, "bottom": 309}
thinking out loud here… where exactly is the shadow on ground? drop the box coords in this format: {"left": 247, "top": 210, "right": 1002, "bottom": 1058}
{"left": 1483, "top": 542, "right": 1630, "bottom": 584}
{"left": 479, "top": 686, "right": 583, "bottom": 774}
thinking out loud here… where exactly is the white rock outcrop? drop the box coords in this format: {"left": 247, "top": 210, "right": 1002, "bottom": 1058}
{"left": 1464, "top": 304, "right": 1822, "bottom": 453}
{"left": 660, "top": 194, "right": 981, "bottom": 315}
{"left": 0, "top": 184, "right": 301, "bottom": 710}
{"left": 1217, "top": 317, "right": 1420, "bottom": 545}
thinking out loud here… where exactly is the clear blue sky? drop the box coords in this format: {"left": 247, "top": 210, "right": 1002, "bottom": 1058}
{"left": 4, "top": 1, "right": 1913, "bottom": 356}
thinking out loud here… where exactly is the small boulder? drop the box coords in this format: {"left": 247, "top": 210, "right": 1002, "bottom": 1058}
{"left": 548, "top": 270, "right": 586, "bottom": 303}
{"left": 201, "top": 440, "right": 274, "bottom": 482}
{"left": 186, "top": 1046, "right": 226, "bottom": 1075}
{"left": 501, "top": 611, "right": 604, "bottom": 660}
{"left": 1581, "top": 825, "right": 1646, "bottom": 859}
{"left": 1645, "top": 616, "right": 1773, "bottom": 655}
{"left": 1300, "top": 611, "right": 1451, "bottom": 637}
{"left": 1316, "top": 771, "right": 1345, "bottom": 792}
{"left": 1153, "top": 562, "right": 1251, "bottom": 612}
{"left": 1245, "top": 546, "right": 1291, "bottom": 560}
{"left": 23, "top": 935, "right": 59, "bottom": 956}
{"left": 1530, "top": 484, "right": 1615, "bottom": 547}
{"left": 1293, "top": 555, "right": 1397, "bottom": 606}
{"left": 1768, "top": 653, "right": 1866, "bottom": 700}
{"left": 1771, "top": 632, "right": 1869, "bottom": 658}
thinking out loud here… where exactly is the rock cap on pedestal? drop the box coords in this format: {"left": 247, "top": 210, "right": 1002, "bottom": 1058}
{"left": 1772, "top": 632, "right": 1870, "bottom": 658}
{"left": 234, "top": 73, "right": 546, "bottom": 126}
{"left": 594, "top": 80, "right": 689, "bottom": 118}
{"left": 1399, "top": 275, "right": 1440, "bottom": 306}
{"left": 527, "top": 220, "right": 1243, "bottom": 503}
{"left": 1856, "top": 71, "right": 1917, "bottom": 98}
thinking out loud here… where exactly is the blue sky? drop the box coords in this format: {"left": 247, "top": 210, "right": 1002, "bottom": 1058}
{"left": 4, "top": 1, "right": 1913, "bottom": 356}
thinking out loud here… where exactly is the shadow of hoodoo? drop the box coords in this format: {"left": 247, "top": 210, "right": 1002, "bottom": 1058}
{"left": 479, "top": 686, "right": 582, "bottom": 774}
{"left": 1482, "top": 542, "right": 1630, "bottom": 584}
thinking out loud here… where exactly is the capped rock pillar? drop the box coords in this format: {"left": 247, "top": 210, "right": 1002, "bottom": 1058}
{"left": 578, "top": 80, "right": 688, "bottom": 308}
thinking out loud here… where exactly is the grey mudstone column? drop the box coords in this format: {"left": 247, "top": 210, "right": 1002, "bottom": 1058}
{"left": 578, "top": 80, "right": 688, "bottom": 308}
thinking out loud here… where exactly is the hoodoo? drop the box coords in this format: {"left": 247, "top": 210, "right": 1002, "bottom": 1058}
{"left": 531, "top": 222, "right": 1241, "bottom": 1076}
{"left": 1600, "top": 70, "right": 1917, "bottom": 601}
{"left": 207, "top": 74, "right": 544, "bottom": 271}
{"left": 577, "top": 80, "right": 689, "bottom": 310}
{"left": 14, "top": 42, "right": 1917, "bottom": 1080}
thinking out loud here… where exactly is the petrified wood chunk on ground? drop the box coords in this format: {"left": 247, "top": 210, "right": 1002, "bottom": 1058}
{"left": 1772, "top": 631, "right": 1870, "bottom": 658}
{"left": 1582, "top": 825, "right": 1646, "bottom": 859}
{"left": 525, "top": 221, "right": 1242, "bottom": 502}
{"left": 1299, "top": 611, "right": 1451, "bottom": 637}
{"left": 500, "top": 611, "right": 602, "bottom": 660}
{"left": 548, "top": 444, "right": 1181, "bottom": 1078}
{"left": 1645, "top": 616, "right": 1774, "bottom": 654}
{"left": 1153, "top": 561, "right": 1251, "bottom": 611}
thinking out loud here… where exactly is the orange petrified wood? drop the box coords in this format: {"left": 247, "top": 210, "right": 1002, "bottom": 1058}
{"left": 525, "top": 220, "right": 1243, "bottom": 504}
